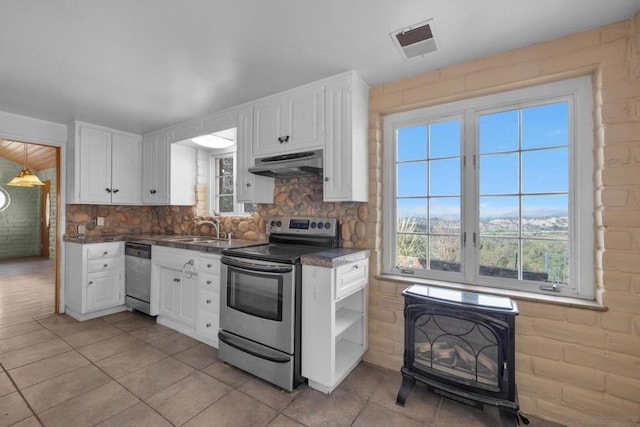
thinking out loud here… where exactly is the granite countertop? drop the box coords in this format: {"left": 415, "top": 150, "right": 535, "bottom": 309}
{"left": 63, "top": 233, "right": 265, "bottom": 254}
{"left": 300, "top": 248, "right": 370, "bottom": 268}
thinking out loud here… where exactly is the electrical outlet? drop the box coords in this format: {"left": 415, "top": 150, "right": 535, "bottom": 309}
{"left": 96, "top": 216, "right": 105, "bottom": 226}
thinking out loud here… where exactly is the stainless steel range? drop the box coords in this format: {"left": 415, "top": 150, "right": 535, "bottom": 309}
{"left": 218, "top": 216, "right": 340, "bottom": 391}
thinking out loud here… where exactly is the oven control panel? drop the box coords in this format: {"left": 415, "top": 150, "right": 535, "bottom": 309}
{"left": 267, "top": 217, "right": 338, "bottom": 236}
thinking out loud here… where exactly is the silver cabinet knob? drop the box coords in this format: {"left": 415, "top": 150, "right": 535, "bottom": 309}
{"left": 207, "top": 263, "right": 212, "bottom": 268}
{"left": 206, "top": 323, "right": 211, "bottom": 328}
{"left": 246, "top": 183, "right": 251, "bottom": 187}
{"left": 206, "top": 280, "right": 212, "bottom": 285}
{"left": 324, "top": 177, "right": 329, "bottom": 182}
{"left": 206, "top": 299, "right": 211, "bottom": 304}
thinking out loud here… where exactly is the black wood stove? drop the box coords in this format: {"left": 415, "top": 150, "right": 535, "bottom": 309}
{"left": 396, "top": 285, "right": 528, "bottom": 426}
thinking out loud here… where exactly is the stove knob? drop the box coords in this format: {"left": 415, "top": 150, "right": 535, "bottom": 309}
{"left": 325, "top": 222, "right": 331, "bottom": 229}
{"left": 270, "top": 220, "right": 276, "bottom": 227}
{"left": 276, "top": 221, "right": 282, "bottom": 227}
{"left": 317, "top": 222, "right": 324, "bottom": 229}
{"left": 310, "top": 222, "right": 316, "bottom": 229}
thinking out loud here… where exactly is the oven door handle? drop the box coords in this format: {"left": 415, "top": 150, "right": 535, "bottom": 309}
{"left": 221, "top": 257, "right": 293, "bottom": 274}
{"left": 218, "top": 331, "right": 291, "bottom": 364}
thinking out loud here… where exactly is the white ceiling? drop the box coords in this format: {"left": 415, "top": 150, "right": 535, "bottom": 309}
{"left": 1, "top": 0, "right": 638, "bottom": 135}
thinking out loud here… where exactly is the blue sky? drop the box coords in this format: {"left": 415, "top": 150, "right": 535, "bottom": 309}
{"left": 396, "top": 101, "right": 569, "bottom": 220}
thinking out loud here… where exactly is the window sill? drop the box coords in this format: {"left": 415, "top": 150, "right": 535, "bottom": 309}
{"left": 376, "top": 273, "right": 607, "bottom": 312}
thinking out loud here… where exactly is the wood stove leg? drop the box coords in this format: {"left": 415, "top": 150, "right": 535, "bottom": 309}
{"left": 395, "top": 373, "right": 415, "bottom": 407}
{"left": 499, "top": 407, "right": 518, "bottom": 427}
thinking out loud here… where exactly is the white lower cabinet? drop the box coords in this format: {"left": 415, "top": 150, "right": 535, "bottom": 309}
{"left": 65, "top": 241, "right": 126, "bottom": 320}
{"left": 158, "top": 267, "right": 197, "bottom": 328}
{"left": 302, "top": 258, "right": 369, "bottom": 393}
{"left": 196, "top": 253, "right": 221, "bottom": 346}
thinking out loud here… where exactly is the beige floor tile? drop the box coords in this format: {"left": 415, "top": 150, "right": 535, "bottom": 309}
{"left": 128, "top": 324, "right": 174, "bottom": 343}
{"left": 267, "top": 414, "right": 305, "bottom": 427}
{"left": 39, "top": 317, "right": 105, "bottom": 337}
{"left": 95, "top": 344, "right": 167, "bottom": 379}
{"left": 0, "top": 372, "right": 15, "bottom": 397}
{"left": 22, "top": 364, "right": 112, "bottom": 413}
{"left": 96, "top": 402, "right": 172, "bottom": 427}
{"left": 202, "top": 361, "right": 253, "bottom": 388}
{"left": 100, "top": 310, "right": 142, "bottom": 324}
{"left": 352, "top": 401, "right": 425, "bottom": 427}
{"left": 148, "top": 331, "right": 200, "bottom": 355}
{"left": 8, "top": 416, "right": 42, "bottom": 427}
{"left": 38, "top": 382, "right": 138, "bottom": 427}
{"left": 76, "top": 333, "right": 143, "bottom": 362}
{"left": 0, "top": 329, "right": 56, "bottom": 354}
{"left": 63, "top": 323, "right": 124, "bottom": 348}
{"left": 146, "top": 371, "right": 232, "bottom": 426}
{"left": 184, "top": 389, "right": 278, "bottom": 427}
{"left": 173, "top": 343, "right": 218, "bottom": 369}
{"left": 8, "top": 350, "right": 90, "bottom": 389}
{"left": 338, "top": 361, "right": 387, "bottom": 399}
{"left": 368, "top": 371, "right": 440, "bottom": 424}
{"left": 110, "top": 313, "right": 157, "bottom": 332}
{"left": 239, "top": 377, "right": 297, "bottom": 411}
{"left": 118, "top": 357, "right": 195, "bottom": 400}
{"left": 0, "top": 338, "right": 72, "bottom": 370}
{"left": 434, "top": 397, "right": 502, "bottom": 427}
{"left": 0, "top": 391, "right": 33, "bottom": 427}
{"left": 0, "top": 321, "right": 44, "bottom": 340}
{"left": 283, "top": 387, "right": 366, "bottom": 426}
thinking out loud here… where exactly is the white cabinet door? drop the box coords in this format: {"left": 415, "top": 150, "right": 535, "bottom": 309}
{"left": 159, "top": 268, "right": 180, "bottom": 319}
{"left": 142, "top": 133, "right": 170, "bottom": 204}
{"left": 236, "top": 105, "right": 274, "bottom": 204}
{"left": 86, "top": 270, "right": 123, "bottom": 312}
{"left": 253, "top": 85, "right": 324, "bottom": 157}
{"left": 178, "top": 276, "right": 197, "bottom": 326}
{"left": 159, "top": 267, "right": 196, "bottom": 327}
{"left": 79, "top": 126, "right": 112, "bottom": 203}
{"left": 111, "top": 133, "right": 141, "bottom": 204}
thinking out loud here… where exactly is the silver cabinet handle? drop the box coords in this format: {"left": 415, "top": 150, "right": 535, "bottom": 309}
{"left": 103, "top": 251, "right": 108, "bottom": 255}
{"left": 324, "top": 177, "right": 329, "bottom": 182}
{"left": 206, "top": 280, "right": 212, "bottom": 285}
{"left": 207, "top": 263, "right": 212, "bottom": 268}
{"left": 353, "top": 264, "right": 359, "bottom": 269}
{"left": 246, "top": 183, "right": 251, "bottom": 187}
{"left": 88, "top": 281, "right": 93, "bottom": 285}
{"left": 206, "top": 323, "right": 211, "bottom": 328}
{"left": 103, "top": 264, "right": 108, "bottom": 268}
{"left": 206, "top": 299, "right": 211, "bottom": 304}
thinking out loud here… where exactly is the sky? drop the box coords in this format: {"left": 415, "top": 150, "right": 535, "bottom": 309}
{"left": 396, "top": 101, "right": 569, "bottom": 221}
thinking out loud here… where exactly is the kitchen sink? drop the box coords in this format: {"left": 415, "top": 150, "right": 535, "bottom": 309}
{"left": 165, "top": 236, "right": 220, "bottom": 243}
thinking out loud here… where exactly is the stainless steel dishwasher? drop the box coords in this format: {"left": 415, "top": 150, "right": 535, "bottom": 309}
{"left": 125, "top": 242, "right": 152, "bottom": 315}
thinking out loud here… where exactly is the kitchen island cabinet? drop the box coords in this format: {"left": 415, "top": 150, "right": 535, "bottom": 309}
{"left": 65, "top": 241, "right": 126, "bottom": 320}
{"left": 301, "top": 257, "right": 369, "bottom": 393}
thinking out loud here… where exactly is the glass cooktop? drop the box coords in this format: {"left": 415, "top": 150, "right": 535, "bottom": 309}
{"left": 222, "top": 243, "right": 325, "bottom": 264}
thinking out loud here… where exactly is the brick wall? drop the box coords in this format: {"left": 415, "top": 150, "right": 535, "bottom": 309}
{"left": 0, "top": 158, "right": 42, "bottom": 258}
{"left": 365, "top": 14, "right": 640, "bottom": 426}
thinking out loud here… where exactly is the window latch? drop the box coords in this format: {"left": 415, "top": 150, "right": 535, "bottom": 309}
{"left": 397, "top": 267, "right": 414, "bottom": 275}
{"left": 539, "top": 284, "right": 561, "bottom": 292}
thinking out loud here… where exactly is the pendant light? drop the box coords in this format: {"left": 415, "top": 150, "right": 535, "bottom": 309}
{"left": 6, "top": 143, "right": 45, "bottom": 187}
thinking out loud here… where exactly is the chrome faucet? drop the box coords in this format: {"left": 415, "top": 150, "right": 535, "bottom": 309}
{"left": 196, "top": 219, "right": 220, "bottom": 239}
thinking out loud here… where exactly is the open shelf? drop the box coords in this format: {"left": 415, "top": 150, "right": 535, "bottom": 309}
{"left": 335, "top": 307, "right": 362, "bottom": 336}
{"left": 335, "top": 339, "right": 365, "bottom": 381}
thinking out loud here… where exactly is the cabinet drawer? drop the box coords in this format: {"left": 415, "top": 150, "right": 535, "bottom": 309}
{"left": 198, "top": 274, "right": 220, "bottom": 293}
{"left": 87, "top": 243, "right": 122, "bottom": 260}
{"left": 199, "top": 289, "right": 219, "bottom": 315}
{"left": 197, "top": 311, "right": 219, "bottom": 341}
{"left": 335, "top": 260, "right": 368, "bottom": 300}
{"left": 87, "top": 258, "right": 120, "bottom": 273}
{"left": 198, "top": 255, "right": 220, "bottom": 276}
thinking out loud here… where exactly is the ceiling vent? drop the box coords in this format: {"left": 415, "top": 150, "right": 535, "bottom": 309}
{"left": 391, "top": 20, "right": 437, "bottom": 60}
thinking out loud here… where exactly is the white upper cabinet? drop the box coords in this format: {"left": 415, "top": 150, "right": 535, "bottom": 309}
{"left": 323, "top": 72, "right": 369, "bottom": 202}
{"left": 67, "top": 122, "right": 141, "bottom": 204}
{"left": 142, "top": 132, "right": 170, "bottom": 204}
{"left": 236, "top": 105, "right": 274, "bottom": 204}
{"left": 253, "top": 85, "right": 324, "bottom": 157}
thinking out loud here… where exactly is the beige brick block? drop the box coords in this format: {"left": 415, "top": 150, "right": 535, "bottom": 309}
{"left": 369, "top": 85, "right": 384, "bottom": 98}
{"left": 602, "top": 80, "right": 640, "bottom": 103}
{"left": 561, "top": 385, "right": 640, "bottom": 420}
{"left": 377, "top": 320, "right": 404, "bottom": 344}
{"left": 607, "top": 375, "right": 640, "bottom": 403}
{"left": 605, "top": 331, "right": 640, "bottom": 357}
{"left": 565, "top": 308, "right": 600, "bottom": 326}
{"left": 517, "top": 372, "right": 562, "bottom": 400}
{"left": 465, "top": 61, "right": 541, "bottom": 92}
{"left": 378, "top": 294, "right": 404, "bottom": 312}
{"left": 603, "top": 290, "right": 640, "bottom": 314}
{"left": 517, "top": 394, "right": 537, "bottom": 416}
{"left": 516, "top": 353, "right": 534, "bottom": 374}
{"left": 564, "top": 344, "right": 640, "bottom": 380}
{"left": 369, "top": 91, "right": 404, "bottom": 113}
{"left": 362, "top": 350, "right": 402, "bottom": 371}
{"left": 602, "top": 164, "right": 640, "bottom": 186}
{"left": 601, "top": 310, "right": 633, "bottom": 334}
{"left": 516, "top": 335, "right": 563, "bottom": 360}
{"left": 602, "top": 189, "right": 629, "bottom": 207}
{"left": 602, "top": 101, "right": 635, "bottom": 124}
{"left": 541, "top": 40, "right": 627, "bottom": 76}
{"left": 602, "top": 210, "right": 640, "bottom": 229}
{"left": 381, "top": 71, "right": 440, "bottom": 95}
{"left": 600, "top": 21, "right": 632, "bottom": 43}
{"left": 604, "top": 230, "right": 633, "bottom": 250}
{"left": 402, "top": 77, "right": 465, "bottom": 106}
{"left": 516, "top": 317, "right": 538, "bottom": 336}
{"left": 604, "top": 144, "right": 631, "bottom": 164}
{"left": 438, "top": 53, "right": 513, "bottom": 80}
{"left": 368, "top": 334, "right": 396, "bottom": 356}
{"left": 536, "top": 396, "right": 601, "bottom": 427}
{"left": 600, "top": 60, "right": 631, "bottom": 84}
{"left": 534, "top": 319, "right": 606, "bottom": 348}
{"left": 533, "top": 358, "right": 606, "bottom": 391}
{"left": 516, "top": 300, "right": 566, "bottom": 321}
{"left": 369, "top": 306, "right": 396, "bottom": 324}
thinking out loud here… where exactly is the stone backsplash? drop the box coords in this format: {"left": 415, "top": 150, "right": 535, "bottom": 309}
{"left": 66, "top": 176, "right": 368, "bottom": 248}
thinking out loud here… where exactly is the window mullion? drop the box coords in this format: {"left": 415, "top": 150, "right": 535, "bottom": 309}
{"left": 462, "top": 109, "right": 477, "bottom": 283}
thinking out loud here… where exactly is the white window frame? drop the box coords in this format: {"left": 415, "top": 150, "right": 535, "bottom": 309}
{"left": 209, "top": 150, "right": 243, "bottom": 215}
{"left": 383, "top": 76, "right": 594, "bottom": 299}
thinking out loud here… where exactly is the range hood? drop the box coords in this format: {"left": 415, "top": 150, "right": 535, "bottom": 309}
{"left": 249, "top": 149, "right": 323, "bottom": 178}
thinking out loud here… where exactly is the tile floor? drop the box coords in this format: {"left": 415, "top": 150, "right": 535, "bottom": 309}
{"left": 0, "top": 310, "right": 561, "bottom": 426}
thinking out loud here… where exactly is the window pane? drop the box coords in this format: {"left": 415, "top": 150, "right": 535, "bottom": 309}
{"left": 244, "top": 203, "right": 257, "bottom": 213}
{"left": 522, "top": 240, "right": 569, "bottom": 284}
{"left": 397, "top": 200, "right": 427, "bottom": 233}
{"left": 396, "top": 234, "right": 426, "bottom": 269}
{"left": 221, "top": 157, "right": 234, "bottom": 176}
{"left": 429, "top": 235, "right": 461, "bottom": 272}
{"left": 522, "top": 148, "right": 568, "bottom": 193}
{"left": 218, "top": 177, "right": 234, "bottom": 195}
{"left": 479, "top": 196, "right": 519, "bottom": 237}
{"left": 479, "top": 238, "right": 519, "bottom": 278}
{"left": 430, "top": 159, "right": 460, "bottom": 196}
{"left": 479, "top": 110, "right": 519, "bottom": 154}
{"left": 522, "top": 195, "right": 568, "bottom": 238}
{"left": 430, "top": 198, "right": 460, "bottom": 234}
{"left": 397, "top": 162, "right": 427, "bottom": 197}
{"left": 429, "top": 120, "right": 460, "bottom": 159}
{"left": 479, "top": 153, "right": 518, "bottom": 195}
{"left": 219, "top": 195, "right": 234, "bottom": 213}
{"left": 522, "top": 102, "right": 568, "bottom": 149}
{"left": 398, "top": 125, "right": 427, "bottom": 161}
